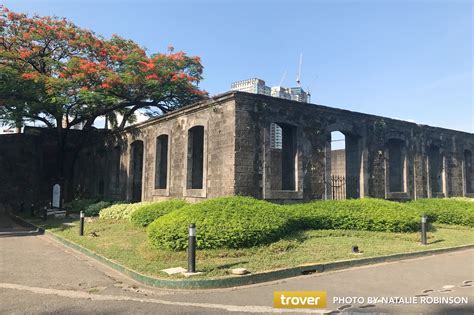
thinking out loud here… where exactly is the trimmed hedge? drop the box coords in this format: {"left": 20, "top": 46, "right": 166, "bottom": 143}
{"left": 284, "top": 198, "right": 421, "bottom": 233}
{"left": 99, "top": 202, "right": 152, "bottom": 220}
{"left": 130, "top": 200, "right": 188, "bottom": 227}
{"left": 147, "top": 197, "right": 425, "bottom": 251}
{"left": 84, "top": 201, "right": 113, "bottom": 217}
{"left": 64, "top": 199, "right": 98, "bottom": 213}
{"left": 147, "top": 196, "right": 289, "bottom": 251}
{"left": 408, "top": 198, "right": 474, "bottom": 227}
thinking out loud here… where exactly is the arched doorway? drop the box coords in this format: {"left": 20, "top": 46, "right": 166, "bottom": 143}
{"left": 328, "top": 130, "right": 361, "bottom": 199}
{"left": 130, "top": 140, "right": 144, "bottom": 202}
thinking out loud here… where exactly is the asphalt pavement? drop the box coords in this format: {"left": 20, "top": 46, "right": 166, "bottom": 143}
{"left": 0, "top": 209, "right": 472, "bottom": 315}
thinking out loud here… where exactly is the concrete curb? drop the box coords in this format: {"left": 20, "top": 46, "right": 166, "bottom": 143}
{"left": 10, "top": 213, "right": 474, "bottom": 289}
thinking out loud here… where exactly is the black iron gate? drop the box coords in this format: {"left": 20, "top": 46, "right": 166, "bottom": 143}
{"left": 331, "top": 175, "right": 358, "bottom": 200}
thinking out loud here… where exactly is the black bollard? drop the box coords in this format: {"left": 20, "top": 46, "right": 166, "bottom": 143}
{"left": 79, "top": 211, "right": 85, "bottom": 236}
{"left": 43, "top": 206, "right": 47, "bottom": 221}
{"left": 188, "top": 223, "right": 196, "bottom": 273}
{"left": 20, "top": 202, "right": 24, "bottom": 213}
{"left": 30, "top": 203, "right": 35, "bottom": 217}
{"left": 421, "top": 214, "right": 427, "bottom": 245}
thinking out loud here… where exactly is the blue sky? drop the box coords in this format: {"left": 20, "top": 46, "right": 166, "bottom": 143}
{"left": 4, "top": 0, "right": 473, "bottom": 132}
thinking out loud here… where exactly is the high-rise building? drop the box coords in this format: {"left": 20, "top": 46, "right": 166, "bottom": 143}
{"left": 270, "top": 123, "right": 283, "bottom": 149}
{"left": 230, "top": 78, "right": 270, "bottom": 96}
{"left": 270, "top": 86, "right": 292, "bottom": 100}
{"left": 231, "top": 78, "right": 309, "bottom": 103}
{"left": 289, "top": 87, "right": 309, "bottom": 103}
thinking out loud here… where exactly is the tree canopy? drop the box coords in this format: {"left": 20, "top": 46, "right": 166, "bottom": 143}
{"left": 0, "top": 6, "right": 207, "bottom": 131}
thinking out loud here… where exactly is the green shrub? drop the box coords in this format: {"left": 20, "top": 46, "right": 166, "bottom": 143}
{"left": 99, "top": 202, "right": 151, "bottom": 220}
{"left": 143, "top": 196, "right": 472, "bottom": 251}
{"left": 408, "top": 198, "right": 474, "bottom": 227}
{"left": 147, "top": 197, "right": 426, "bottom": 251}
{"left": 130, "top": 200, "right": 188, "bottom": 227}
{"left": 84, "top": 201, "right": 113, "bottom": 217}
{"left": 147, "top": 196, "right": 290, "bottom": 251}
{"left": 64, "top": 199, "right": 98, "bottom": 213}
{"left": 284, "top": 199, "right": 420, "bottom": 233}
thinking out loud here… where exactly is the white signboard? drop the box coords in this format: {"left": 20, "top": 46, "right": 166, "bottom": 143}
{"left": 52, "top": 184, "right": 61, "bottom": 208}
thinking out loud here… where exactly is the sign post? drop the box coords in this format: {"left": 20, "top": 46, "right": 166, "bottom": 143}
{"left": 52, "top": 184, "right": 61, "bottom": 209}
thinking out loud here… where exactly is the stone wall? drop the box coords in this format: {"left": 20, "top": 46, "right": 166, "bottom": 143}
{"left": 74, "top": 95, "right": 237, "bottom": 202}
{"left": 0, "top": 129, "right": 63, "bottom": 210}
{"left": 0, "top": 134, "right": 40, "bottom": 209}
{"left": 233, "top": 92, "right": 474, "bottom": 201}
{"left": 330, "top": 149, "right": 345, "bottom": 177}
{"left": 71, "top": 91, "right": 474, "bottom": 203}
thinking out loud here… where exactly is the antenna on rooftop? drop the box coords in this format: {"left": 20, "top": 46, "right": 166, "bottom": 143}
{"left": 279, "top": 70, "right": 287, "bottom": 87}
{"left": 296, "top": 53, "right": 303, "bottom": 87}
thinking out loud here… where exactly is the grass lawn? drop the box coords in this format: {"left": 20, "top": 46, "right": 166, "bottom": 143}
{"left": 25, "top": 215, "right": 474, "bottom": 279}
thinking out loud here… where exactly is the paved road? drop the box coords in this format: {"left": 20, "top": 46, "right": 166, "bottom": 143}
{"left": 0, "top": 210, "right": 473, "bottom": 315}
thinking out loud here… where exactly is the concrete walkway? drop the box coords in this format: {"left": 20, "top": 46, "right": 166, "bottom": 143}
{"left": 0, "top": 210, "right": 473, "bottom": 314}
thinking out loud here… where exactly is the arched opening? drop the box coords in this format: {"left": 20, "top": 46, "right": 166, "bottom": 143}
{"left": 155, "top": 135, "right": 169, "bottom": 189}
{"left": 387, "top": 139, "right": 406, "bottom": 192}
{"left": 330, "top": 131, "right": 346, "bottom": 175}
{"left": 187, "top": 126, "right": 204, "bottom": 189}
{"left": 428, "top": 144, "right": 443, "bottom": 195}
{"left": 111, "top": 146, "right": 121, "bottom": 191}
{"left": 130, "top": 140, "right": 144, "bottom": 202}
{"left": 465, "top": 149, "right": 473, "bottom": 194}
{"left": 329, "top": 131, "right": 359, "bottom": 199}
{"left": 269, "top": 122, "right": 297, "bottom": 191}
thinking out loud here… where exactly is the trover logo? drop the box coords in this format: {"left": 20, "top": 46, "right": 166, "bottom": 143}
{"left": 273, "top": 291, "right": 327, "bottom": 308}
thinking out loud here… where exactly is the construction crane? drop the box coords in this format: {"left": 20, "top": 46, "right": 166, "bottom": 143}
{"left": 296, "top": 53, "right": 303, "bottom": 87}
{"left": 279, "top": 70, "right": 287, "bottom": 87}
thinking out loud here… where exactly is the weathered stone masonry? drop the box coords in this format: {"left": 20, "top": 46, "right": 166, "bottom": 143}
{"left": 74, "top": 96, "right": 237, "bottom": 203}
{"left": 74, "top": 91, "right": 474, "bottom": 202}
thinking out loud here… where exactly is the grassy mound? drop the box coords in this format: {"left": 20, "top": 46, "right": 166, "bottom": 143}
{"left": 100, "top": 196, "right": 472, "bottom": 251}
{"left": 130, "top": 200, "right": 188, "bottom": 227}
{"left": 147, "top": 196, "right": 289, "bottom": 250}
{"left": 147, "top": 197, "right": 425, "bottom": 250}
{"left": 284, "top": 198, "right": 420, "bottom": 233}
{"left": 408, "top": 198, "right": 474, "bottom": 227}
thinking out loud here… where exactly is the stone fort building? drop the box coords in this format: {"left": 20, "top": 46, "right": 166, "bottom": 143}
{"left": 73, "top": 91, "right": 474, "bottom": 203}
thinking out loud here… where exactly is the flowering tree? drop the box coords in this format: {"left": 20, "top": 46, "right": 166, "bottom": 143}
{"left": 0, "top": 7, "right": 205, "bottom": 129}
{"left": 0, "top": 6, "right": 207, "bottom": 197}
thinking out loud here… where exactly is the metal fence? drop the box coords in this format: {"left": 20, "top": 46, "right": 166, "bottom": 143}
{"left": 331, "top": 175, "right": 358, "bottom": 200}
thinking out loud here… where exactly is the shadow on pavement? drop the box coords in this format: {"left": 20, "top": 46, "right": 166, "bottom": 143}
{"left": 0, "top": 208, "right": 44, "bottom": 238}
